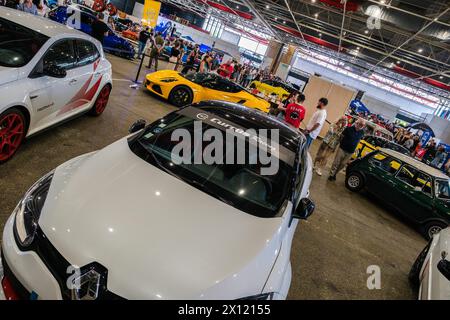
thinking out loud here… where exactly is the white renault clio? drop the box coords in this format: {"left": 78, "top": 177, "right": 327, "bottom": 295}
{"left": 0, "top": 7, "right": 112, "bottom": 163}
{"left": 1, "top": 101, "right": 314, "bottom": 300}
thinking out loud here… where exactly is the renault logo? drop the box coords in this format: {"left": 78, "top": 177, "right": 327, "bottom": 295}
{"left": 196, "top": 113, "right": 209, "bottom": 120}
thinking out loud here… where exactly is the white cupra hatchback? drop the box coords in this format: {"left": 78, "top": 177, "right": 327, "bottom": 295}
{"left": 0, "top": 7, "right": 112, "bottom": 163}
{"left": 1, "top": 101, "right": 314, "bottom": 300}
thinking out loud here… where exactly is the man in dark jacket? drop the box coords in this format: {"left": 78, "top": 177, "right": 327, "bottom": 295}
{"left": 328, "top": 119, "right": 366, "bottom": 181}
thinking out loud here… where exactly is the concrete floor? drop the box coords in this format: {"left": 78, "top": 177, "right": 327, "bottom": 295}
{"left": 0, "top": 54, "right": 426, "bottom": 299}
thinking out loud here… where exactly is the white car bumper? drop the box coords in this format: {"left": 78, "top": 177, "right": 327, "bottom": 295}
{"left": 1, "top": 215, "right": 62, "bottom": 300}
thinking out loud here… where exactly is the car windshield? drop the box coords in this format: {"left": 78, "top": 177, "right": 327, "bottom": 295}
{"left": 0, "top": 18, "right": 49, "bottom": 67}
{"left": 436, "top": 179, "right": 450, "bottom": 200}
{"left": 129, "top": 111, "right": 295, "bottom": 218}
{"left": 182, "top": 72, "right": 216, "bottom": 85}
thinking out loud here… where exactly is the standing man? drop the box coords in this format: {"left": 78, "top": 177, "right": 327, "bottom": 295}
{"left": 147, "top": 32, "right": 164, "bottom": 71}
{"left": 328, "top": 119, "right": 366, "bottom": 181}
{"left": 304, "top": 98, "right": 329, "bottom": 148}
{"left": 137, "top": 27, "right": 151, "bottom": 60}
{"left": 278, "top": 93, "right": 306, "bottom": 129}
{"left": 91, "top": 13, "right": 109, "bottom": 45}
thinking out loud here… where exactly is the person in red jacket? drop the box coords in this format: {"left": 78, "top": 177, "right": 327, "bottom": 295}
{"left": 283, "top": 93, "right": 306, "bottom": 128}
{"left": 217, "top": 59, "right": 234, "bottom": 79}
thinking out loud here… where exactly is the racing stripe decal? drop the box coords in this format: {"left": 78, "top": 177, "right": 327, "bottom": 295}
{"left": 57, "top": 60, "right": 103, "bottom": 116}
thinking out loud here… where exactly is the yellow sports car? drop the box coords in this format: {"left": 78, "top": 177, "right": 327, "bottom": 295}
{"left": 145, "top": 71, "right": 270, "bottom": 112}
{"left": 249, "top": 79, "right": 296, "bottom": 99}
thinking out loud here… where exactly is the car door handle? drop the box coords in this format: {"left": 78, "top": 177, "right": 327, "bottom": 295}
{"left": 69, "top": 79, "right": 77, "bottom": 85}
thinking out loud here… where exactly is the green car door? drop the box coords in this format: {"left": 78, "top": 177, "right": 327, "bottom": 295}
{"left": 434, "top": 179, "right": 450, "bottom": 222}
{"left": 364, "top": 152, "right": 402, "bottom": 204}
{"left": 391, "top": 164, "right": 435, "bottom": 223}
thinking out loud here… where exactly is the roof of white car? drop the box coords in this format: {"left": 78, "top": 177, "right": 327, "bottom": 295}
{"left": 0, "top": 6, "right": 83, "bottom": 38}
{"left": 380, "top": 148, "right": 449, "bottom": 179}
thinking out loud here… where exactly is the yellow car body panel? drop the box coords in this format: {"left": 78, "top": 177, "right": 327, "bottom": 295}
{"left": 250, "top": 80, "right": 290, "bottom": 99}
{"left": 352, "top": 139, "right": 379, "bottom": 159}
{"left": 145, "top": 71, "right": 270, "bottom": 112}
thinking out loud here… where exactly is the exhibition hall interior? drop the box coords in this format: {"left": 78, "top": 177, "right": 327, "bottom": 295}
{"left": 0, "top": 0, "right": 450, "bottom": 302}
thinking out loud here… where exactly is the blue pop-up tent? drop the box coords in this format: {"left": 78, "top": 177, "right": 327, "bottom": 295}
{"left": 349, "top": 99, "right": 370, "bottom": 114}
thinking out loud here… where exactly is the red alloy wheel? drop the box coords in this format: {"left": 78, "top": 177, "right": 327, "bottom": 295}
{"left": 0, "top": 112, "right": 25, "bottom": 162}
{"left": 95, "top": 86, "right": 111, "bottom": 115}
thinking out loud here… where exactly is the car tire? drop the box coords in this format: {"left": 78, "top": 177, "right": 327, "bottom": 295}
{"left": 169, "top": 86, "right": 193, "bottom": 107}
{"left": 408, "top": 240, "right": 431, "bottom": 288}
{"left": 0, "top": 108, "right": 27, "bottom": 164}
{"left": 89, "top": 85, "right": 111, "bottom": 116}
{"left": 345, "top": 172, "right": 364, "bottom": 192}
{"left": 422, "top": 221, "right": 448, "bottom": 240}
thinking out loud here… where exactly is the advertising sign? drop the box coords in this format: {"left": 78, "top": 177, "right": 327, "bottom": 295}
{"left": 142, "top": 0, "right": 161, "bottom": 27}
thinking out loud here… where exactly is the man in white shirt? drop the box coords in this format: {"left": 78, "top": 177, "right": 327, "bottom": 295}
{"left": 304, "top": 98, "right": 329, "bottom": 149}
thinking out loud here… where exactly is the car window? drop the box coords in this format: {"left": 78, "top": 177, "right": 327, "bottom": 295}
{"left": 81, "top": 12, "right": 94, "bottom": 25}
{"left": 364, "top": 136, "right": 374, "bottom": 145}
{"left": 369, "top": 152, "right": 401, "bottom": 174}
{"left": 43, "top": 40, "right": 76, "bottom": 70}
{"left": 75, "top": 40, "right": 99, "bottom": 67}
{"left": 415, "top": 172, "right": 432, "bottom": 196}
{"left": 130, "top": 113, "right": 293, "bottom": 218}
{"left": 396, "top": 165, "right": 418, "bottom": 186}
{"left": 436, "top": 179, "right": 450, "bottom": 200}
{"left": 204, "top": 78, "right": 241, "bottom": 93}
{"left": 0, "top": 17, "right": 49, "bottom": 67}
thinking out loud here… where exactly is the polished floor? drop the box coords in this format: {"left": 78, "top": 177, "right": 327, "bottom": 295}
{"left": 0, "top": 55, "right": 426, "bottom": 299}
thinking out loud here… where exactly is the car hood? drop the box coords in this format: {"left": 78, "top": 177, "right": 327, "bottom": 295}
{"left": 147, "top": 70, "right": 180, "bottom": 80}
{"left": 39, "top": 138, "right": 283, "bottom": 299}
{"left": 0, "top": 66, "right": 19, "bottom": 86}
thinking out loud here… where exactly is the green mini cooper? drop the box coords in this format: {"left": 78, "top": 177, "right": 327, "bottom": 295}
{"left": 345, "top": 148, "right": 450, "bottom": 239}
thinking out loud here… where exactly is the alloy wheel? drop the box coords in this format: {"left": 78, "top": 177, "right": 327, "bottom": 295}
{"left": 95, "top": 86, "right": 111, "bottom": 115}
{"left": 0, "top": 112, "right": 25, "bottom": 161}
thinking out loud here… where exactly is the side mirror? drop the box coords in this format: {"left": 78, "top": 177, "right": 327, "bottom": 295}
{"left": 437, "top": 251, "right": 450, "bottom": 281}
{"left": 43, "top": 64, "right": 66, "bottom": 78}
{"left": 129, "top": 119, "right": 146, "bottom": 134}
{"left": 293, "top": 198, "right": 315, "bottom": 220}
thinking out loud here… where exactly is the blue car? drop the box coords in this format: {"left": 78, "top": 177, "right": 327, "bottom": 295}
{"left": 48, "top": 5, "right": 135, "bottom": 59}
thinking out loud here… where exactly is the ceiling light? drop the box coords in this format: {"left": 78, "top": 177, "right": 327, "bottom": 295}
{"left": 434, "top": 17, "right": 438, "bottom": 21}
{"left": 364, "top": 30, "right": 369, "bottom": 34}
{"left": 439, "top": 76, "right": 444, "bottom": 79}
{"left": 318, "top": 33, "right": 322, "bottom": 37}
{"left": 356, "top": 46, "right": 360, "bottom": 50}
{"left": 380, "top": 0, "right": 385, "bottom": 4}
{"left": 274, "top": 17, "right": 278, "bottom": 20}
{"left": 312, "top": 0, "right": 316, "bottom": 3}
{"left": 418, "top": 48, "right": 423, "bottom": 53}
{"left": 266, "top": 4, "right": 270, "bottom": 9}
{"left": 283, "top": 20, "right": 286, "bottom": 24}
{"left": 236, "top": 5, "right": 239, "bottom": 9}
{"left": 396, "top": 60, "right": 400, "bottom": 64}
{"left": 314, "top": 13, "right": 319, "bottom": 18}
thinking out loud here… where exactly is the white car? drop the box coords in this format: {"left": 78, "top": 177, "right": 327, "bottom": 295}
{"left": 409, "top": 227, "right": 450, "bottom": 300}
{"left": 0, "top": 101, "right": 314, "bottom": 300}
{"left": 0, "top": 7, "right": 112, "bottom": 163}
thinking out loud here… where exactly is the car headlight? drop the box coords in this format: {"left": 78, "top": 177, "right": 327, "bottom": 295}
{"left": 160, "top": 78, "right": 177, "bottom": 83}
{"left": 238, "top": 292, "right": 274, "bottom": 300}
{"left": 14, "top": 171, "right": 54, "bottom": 247}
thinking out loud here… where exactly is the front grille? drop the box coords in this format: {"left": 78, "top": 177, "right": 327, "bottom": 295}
{"left": 18, "top": 227, "right": 124, "bottom": 300}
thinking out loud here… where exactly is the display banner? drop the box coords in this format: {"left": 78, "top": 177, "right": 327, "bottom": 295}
{"left": 142, "top": 0, "right": 161, "bottom": 27}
